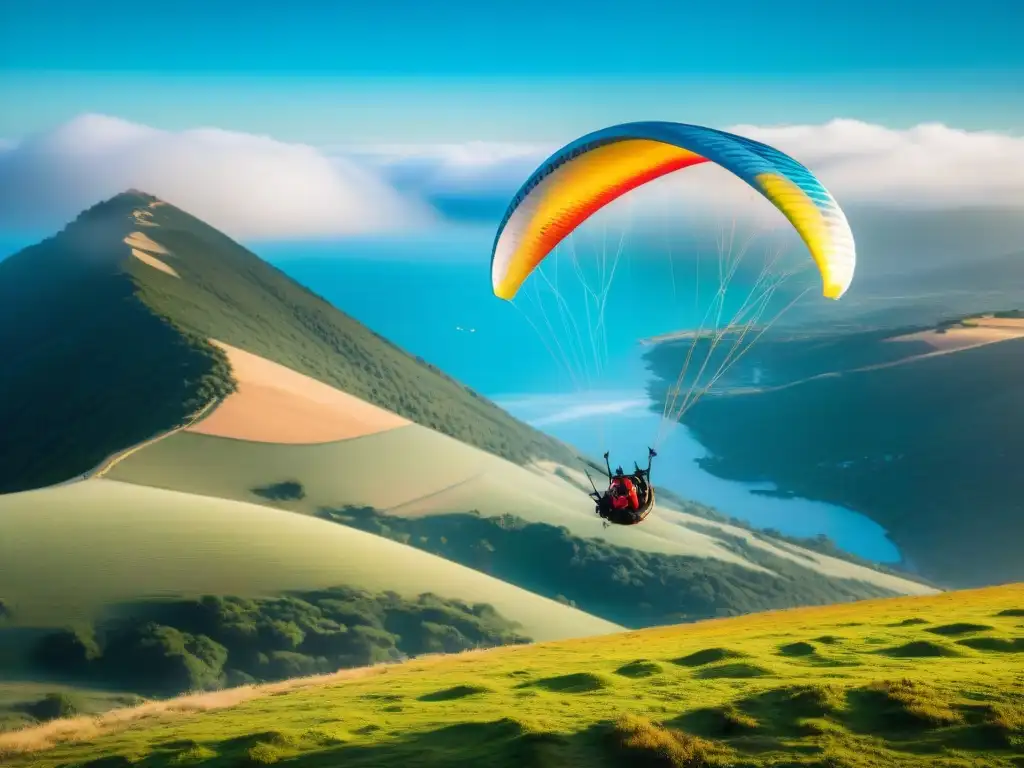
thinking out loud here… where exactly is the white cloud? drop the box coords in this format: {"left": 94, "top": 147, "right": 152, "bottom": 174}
{"left": 4, "top": 115, "right": 1024, "bottom": 252}
{"left": 0, "top": 114, "right": 436, "bottom": 238}
{"left": 730, "top": 119, "right": 1024, "bottom": 209}
{"left": 351, "top": 119, "right": 1024, "bottom": 231}
{"left": 339, "top": 141, "right": 553, "bottom": 224}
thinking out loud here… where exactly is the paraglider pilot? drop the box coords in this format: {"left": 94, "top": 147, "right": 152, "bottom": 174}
{"left": 587, "top": 448, "right": 657, "bottom": 527}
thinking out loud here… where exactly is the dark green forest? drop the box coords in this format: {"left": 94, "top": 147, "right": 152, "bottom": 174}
{"left": 25, "top": 588, "right": 528, "bottom": 700}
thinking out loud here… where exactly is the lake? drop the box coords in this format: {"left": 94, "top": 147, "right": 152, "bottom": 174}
{"left": 260, "top": 233, "right": 903, "bottom": 564}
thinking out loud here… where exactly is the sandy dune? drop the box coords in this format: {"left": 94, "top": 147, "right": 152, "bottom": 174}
{"left": 188, "top": 341, "right": 410, "bottom": 443}
{"left": 123, "top": 231, "right": 178, "bottom": 278}
{"left": 887, "top": 317, "right": 1024, "bottom": 352}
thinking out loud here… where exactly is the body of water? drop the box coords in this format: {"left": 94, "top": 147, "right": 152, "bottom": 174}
{"left": 263, "top": 234, "right": 902, "bottom": 564}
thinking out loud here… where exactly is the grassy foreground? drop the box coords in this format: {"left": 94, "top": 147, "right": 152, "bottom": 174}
{"left": 3, "top": 585, "right": 1021, "bottom": 767}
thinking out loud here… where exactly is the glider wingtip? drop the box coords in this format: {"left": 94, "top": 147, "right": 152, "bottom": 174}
{"left": 822, "top": 281, "right": 848, "bottom": 300}
{"left": 493, "top": 282, "right": 519, "bottom": 301}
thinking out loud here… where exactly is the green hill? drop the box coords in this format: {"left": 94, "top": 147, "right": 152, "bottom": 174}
{"left": 103, "top": 424, "right": 937, "bottom": 618}
{"left": 0, "top": 191, "right": 578, "bottom": 494}
{"left": 0, "top": 478, "right": 621, "bottom": 727}
{"left": 2, "top": 584, "right": 1020, "bottom": 767}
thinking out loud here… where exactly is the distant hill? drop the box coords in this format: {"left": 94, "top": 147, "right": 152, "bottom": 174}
{"left": 780, "top": 246, "right": 1024, "bottom": 333}
{"left": 646, "top": 314, "right": 1024, "bottom": 587}
{"left": 0, "top": 191, "right": 578, "bottom": 494}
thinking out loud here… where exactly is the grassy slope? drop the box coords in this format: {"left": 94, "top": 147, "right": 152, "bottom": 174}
{"left": 105, "top": 426, "right": 755, "bottom": 563}
{"left": 320, "top": 505, "right": 913, "bottom": 629}
{"left": 0, "top": 194, "right": 235, "bottom": 494}
{"left": 647, "top": 325, "right": 1024, "bottom": 589}
{"left": 124, "top": 196, "right": 579, "bottom": 467}
{"left": 3, "top": 584, "right": 1021, "bottom": 767}
{"left": 105, "top": 426, "right": 934, "bottom": 600}
{"left": 0, "top": 479, "right": 619, "bottom": 642}
{"left": 0, "top": 191, "right": 578, "bottom": 494}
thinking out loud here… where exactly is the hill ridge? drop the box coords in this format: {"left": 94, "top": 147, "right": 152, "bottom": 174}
{"left": 0, "top": 190, "right": 580, "bottom": 494}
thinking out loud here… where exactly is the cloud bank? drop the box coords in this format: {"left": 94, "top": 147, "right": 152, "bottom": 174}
{"left": 0, "top": 114, "right": 435, "bottom": 239}
{"left": 364, "top": 119, "right": 1024, "bottom": 221}
{"left": 2, "top": 115, "right": 1024, "bottom": 247}
{"left": 357, "top": 119, "right": 1024, "bottom": 275}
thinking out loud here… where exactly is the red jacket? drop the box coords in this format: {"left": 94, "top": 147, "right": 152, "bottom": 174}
{"left": 610, "top": 477, "right": 640, "bottom": 511}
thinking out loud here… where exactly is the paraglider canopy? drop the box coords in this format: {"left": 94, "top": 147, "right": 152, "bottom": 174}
{"left": 491, "top": 121, "right": 856, "bottom": 303}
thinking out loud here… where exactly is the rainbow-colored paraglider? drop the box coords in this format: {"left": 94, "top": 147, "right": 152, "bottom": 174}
{"left": 490, "top": 121, "right": 856, "bottom": 302}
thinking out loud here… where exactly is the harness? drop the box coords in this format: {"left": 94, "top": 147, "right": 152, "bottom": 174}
{"left": 610, "top": 476, "right": 640, "bottom": 511}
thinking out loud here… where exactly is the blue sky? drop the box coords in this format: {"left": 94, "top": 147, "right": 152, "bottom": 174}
{"left": 2, "top": 0, "right": 1024, "bottom": 252}
{"left": 2, "top": 0, "right": 1023, "bottom": 141}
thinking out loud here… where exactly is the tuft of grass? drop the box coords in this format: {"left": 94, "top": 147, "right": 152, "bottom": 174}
{"left": 984, "top": 702, "right": 1024, "bottom": 748}
{"left": 783, "top": 684, "right": 845, "bottom": 717}
{"left": 169, "top": 743, "right": 217, "bottom": 764}
{"left": 926, "top": 622, "right": 994, "bottom": 636}
{"left": 417, "top": 684, "right": 491, "bottom": 702}
{"left": 855, "top": 679, "right": 963, "bottom": 729}
{"left": 778, "top": 641, "right": 816, "bottom": 657}
{"left": 889, "top": 617, "right": 930, "bottom": 626}
{"left": 995, "top": 608, "right": 1024, "bottom": 617}
{"left": 615, "top": 660, "right": 664, "bottom": 679}
{"left": 695, "top": 662, "right": 771, "bottom": 679}
{"left": 611, "top": 713, "right": 730, "bottom": 767}
{"left": 737, "top": 683, "right": 845, "bottom": 734}
{"left": 518, "top": 672, "right": 610, "bottom": 694}
{"left": 676, "top": 705, "right": 760, "bottom": 737}
{"left": 957, "top": 636, "right": 1024, "bottom": 653}
{"left": 813, "top": 634, "right": 843, "bottom": 644}
{"left": 877, "top": 639, "right": 963, "bottom": 658}
{"left": 671, "top": 647, "right": 747, "bottom": 667}
{"left": 244, "top": 741, "right": 282, "bottom": 765}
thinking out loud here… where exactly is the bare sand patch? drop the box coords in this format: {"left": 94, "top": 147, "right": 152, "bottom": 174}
{"left": 887, "top": 323, "right": 1024, "bottom": 353}
{"left": 129, "top": 249, "right": 179, "bottom": 278}
{"left": 962, "top": 315, "right": 1024, "bottom": 329}
{"left": 123, "top": 231, "right": 179, "bottom": 278}
{"left": 124, "top": 231, "right": 170, "bottom": 254}
{"left": 131, "top": 209, "right": 157, "bottom": 227}
{"left": 187, "top": 340, "right": 410, "bottom": 443}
